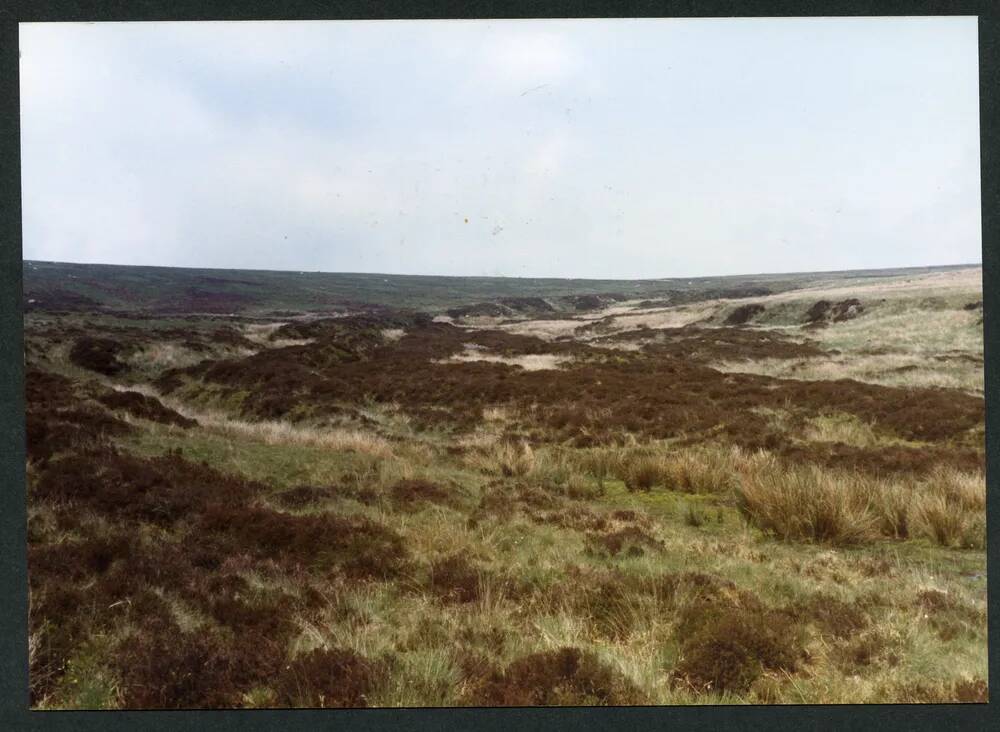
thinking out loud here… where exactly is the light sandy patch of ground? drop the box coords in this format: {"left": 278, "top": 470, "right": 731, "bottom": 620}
{"left": 243, "top": 322, "right": 287, "bottom": 343}
{"left": 243, "top": 321, "right": 315, "bottom": 348}
{"left": 381, "top": 328, "right": 406, "bottom": 341}
{"left": 436, "top": 344, "right": 572, "bottom": 370}
{"left": 497, "top": 319, "right": 586, "bottom": 341}
{"left": 126, "top": 342, "right": 258, "bottom": 371}
{"left": 714, "top": 353, "right": 984, "bottom": 395}
{"left": 595, "top": 301, "right": 721, "bottom": 333}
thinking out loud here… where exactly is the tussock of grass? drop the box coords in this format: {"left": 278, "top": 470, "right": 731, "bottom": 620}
{"left": 736, "top": 463, "right": 985, "bottom": 548}
{"left": 173, "top": 406, "right": 394, "bottom": 458}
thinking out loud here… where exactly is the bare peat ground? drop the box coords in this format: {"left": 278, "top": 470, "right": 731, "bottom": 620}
{"left": 24, "top": 265, "right": 987, "bottom": 707}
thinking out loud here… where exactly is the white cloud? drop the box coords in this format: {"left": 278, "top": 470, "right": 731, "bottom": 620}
{"left": 19, "top": 18, "right": 981, "bottom": 277}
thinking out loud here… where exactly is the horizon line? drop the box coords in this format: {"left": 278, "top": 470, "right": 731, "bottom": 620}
{"left": 21, "top": 258, "right": 984, "bottom": 284}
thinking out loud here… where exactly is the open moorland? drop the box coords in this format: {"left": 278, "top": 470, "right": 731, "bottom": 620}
{"left": 23, "top": 261, "right": 986, "bottom": 708}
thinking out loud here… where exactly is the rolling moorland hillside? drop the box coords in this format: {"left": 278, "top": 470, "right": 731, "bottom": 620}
{"left": 23, "top": 261, "right": 986, "bottom": 707}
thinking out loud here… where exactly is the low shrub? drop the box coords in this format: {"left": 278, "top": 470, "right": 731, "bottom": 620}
{"left": 467, "top": 647, "right": 646, "bottom": 706}
{"left": 274, "top": 648, "right": 384, "bottom": 708}
{"left": 69, "top": 337, "right": 127, "bottom": 376}
{"left": 97, "top": 390, "right": 197, "bottom": 428}
{"left": 672, "top": 603, "right": 804, "bottom": 694}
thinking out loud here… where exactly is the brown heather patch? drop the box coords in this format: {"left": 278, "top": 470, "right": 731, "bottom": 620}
{"left": 28, "top": 505, "right": 332, "bottom": 705}
{"left": 428, "top": 554, "right": 487, "bottom": 604}
{"left": 467, "top": 480, "right": 563, "bottom": 528}
{"left": 464, "top": 647, "right": 646, "bottom": 706}
{"left": 33, "top": 448, "right": 264, "bottom": 526}
{"left": 271, "top": 484, "right": 335, "bottom": 509}
{"left": 159, "top": 322, "right": 982, "bottom": 472}
{"left": 25, "top": 369, "right": 132, "bottom": 464}
{"left": 777, "top": 441, "right": 984, "bottom": 477}
{"left": 836, "top": 632, "right": 901, "bottom": 671}
{"left": 584, "top": 526, "right": 664, "bottom": 559}
{"left": 672, "top": 601, "right": 806, "bottom": 695}
{"left": 596, "top": 325, "right": 825, "bottom": 361}
{"left": 274, "top": 647, "right": 386, "bottom": 708}
{"left": 724, "top": 303, "right": 766, "bottom": 326}
{"left": 389, "top": 478, "right": 458, "bottom": 512}
{"left": 882, "top": 678, "right": 988, "bottom": 703}
{"left": 196, "top": 504, "right": 408, "bottom": 579}
{"left": 529, "top": 505, "right": 609, "bottom": 532}
{"left": 783, "top": 593, "right": 868, "bottom": 639}
{"left": 97, "top": 390, "right": 197, "bottom": 428}
{"left": 115, "top": 615, "right": 286, "bottom": 709}
{"left": 914, "top": 589, "right": 985, "bottom": 642}
{"left": 68, "top": 336, "right": 129, "bottom": 375}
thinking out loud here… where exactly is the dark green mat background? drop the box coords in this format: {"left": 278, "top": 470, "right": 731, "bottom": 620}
{"left": 1, "top": 2, "right": 996, "bottom": 729}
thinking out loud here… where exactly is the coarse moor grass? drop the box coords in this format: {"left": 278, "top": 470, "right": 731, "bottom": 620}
{"left": 24, "top": 263, "right": 987, "bottom": 708}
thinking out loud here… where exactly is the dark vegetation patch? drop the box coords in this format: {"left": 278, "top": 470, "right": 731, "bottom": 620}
{"left": 34, "top": 448, "right": 263, "bottom": 525}
{"left": 836, "top": 632, "right": 900, "bottom": 670}
{"left": 804, "top": 298, "right": 865, "bottom": 326}
{"left": 914, "top": 589, "right": 985, "bottom": 642}
{"left": 271, "top": 484, "right": 335, "bottom": 509}
{"left": 672, "top": 599, "right": 805, "bottom": 694}
{"left": 196, "top": 504, "right": 407, "bottom": 578}
{"left": 156, "top": 287, "right": 259, "bottom": 314}
{"left": 467, "top": 481, "right": 563, "bottom": 528}
{"left": 447, "top": 302, "right": 509, "bottom": 318}
{"left": 115, "top": 614, "right": 290, "bottom": 709}
{"left": 724, "top": 303, "right": 766, "bottom": 326}
{"left": 158, "top": 320, "right": 982, "bottom": 467}
{"left": 963, "top": 300, "right": 982, "bottom": 311}
{"left": 558, "top": 569, "right": 805, "bottom": 692}
{"left": 389, "top": 479, "right": 457, "bottom": 512}
{"left": 464, "top": 647, "right": 646, "bottom": 706}
{"left": 633, "top": 286, "right": 773, "bottom": 310}
{"left": 598, "top": 325, "right": 825, "bottom": 362}
{"left": 784, "top": 593, "right": 868, "bottom": 639}
{"left": 584, "top": 527, "right": 664, "bottom": 558}
{"left": 271, "top": 310, "right": 430, "bottom": 342}
{"left": 26, "top": 441, "right": 397, "bottom": 704}
{"left": 69, "top": 336, "right": 128, "bottom": 375}
{"left": 427, "top": 554, "right": 486, "bottom": 604}
{"left": 884, "top": 678, "right": 988, "bottom": 703}
{"left": 447, "top": 294, "right": 584, "bottom": 319}
{"left": 563, "top": 293, "right": 625, "bottom": 311}
{"left": 273, "top": 648, "right": 385, "bottom": 708}
{"left": 28, "top": 521, "right": 316, "bottom": 706}
{"left": 25, "top": 369, "right": 132, "bottom": 464}
{"left": 97, "top": 390, "right": 197, "bottom": 428}
{"left": 777, "top": 440, "right": 984, "bottom": 477}
{"left": 24, "top": 288, "right": 102, "bottom": 313}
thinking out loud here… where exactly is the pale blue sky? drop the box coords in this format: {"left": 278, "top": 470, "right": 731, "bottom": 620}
{"left": 19, "top": 17, "right": 982, "bottom": 278}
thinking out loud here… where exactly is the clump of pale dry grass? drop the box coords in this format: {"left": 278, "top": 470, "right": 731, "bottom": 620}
{"left": 600, "top": 444, "right": 759, "bottom": 495}
{"left": 911, "top": 467, "right": 986, "bottom": 549}
{"left": 736, "top": 462, "right": 985, "bottom": 548}
{"left": 438, "top": 350, "right": 572, "bottom": 371}
{"left": 736, "top": 464, "right": 881, "bottom": 546}
{"left": 179, "top": 407, "right": 395, "bottom": 458}
{"left": 467, "top": 440, "right": 537, "bottom": 478}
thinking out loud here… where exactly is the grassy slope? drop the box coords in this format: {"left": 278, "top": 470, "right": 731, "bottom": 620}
{"left": 24, "top": 263, "right": 987, "bottom": 708}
